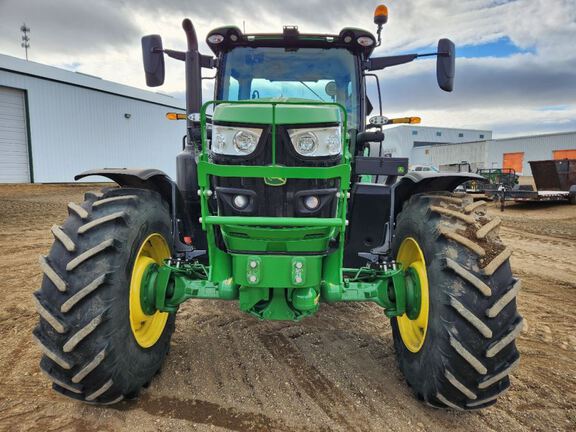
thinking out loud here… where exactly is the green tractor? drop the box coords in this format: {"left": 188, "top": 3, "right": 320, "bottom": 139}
{"left": 33, "top": 5, "right": 522, "bottom": 410}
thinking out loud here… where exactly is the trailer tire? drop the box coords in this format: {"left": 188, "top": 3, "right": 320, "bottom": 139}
{"left": 33, "top": 188, "right": 176, "bottom": 404}
{"left": 391, "top": 192, "right": 522, "bottom": 410}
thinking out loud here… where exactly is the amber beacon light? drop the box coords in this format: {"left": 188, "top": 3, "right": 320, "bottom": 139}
{"left": 374, "top": 5, "right": 389, "bottom": 25}
{"left": 374, "top": 5, "right": 388, "bottom": 45}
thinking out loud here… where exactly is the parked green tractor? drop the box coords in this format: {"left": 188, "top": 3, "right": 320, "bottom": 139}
{"left": 34, "top": 5, "right": 522, "bottom": 410}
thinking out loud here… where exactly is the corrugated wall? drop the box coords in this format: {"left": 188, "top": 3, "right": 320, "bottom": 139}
{"left": 0, "top": 70, "right": 186, "bottom": 183}
{"left": 486, "top": 132, "right": 576, "bottom": 175}
{"left": 371, "top": 125, "right": 492, "bottom": 164}
{"left": 424, "top": 142, "right": 487, "bottom": 171}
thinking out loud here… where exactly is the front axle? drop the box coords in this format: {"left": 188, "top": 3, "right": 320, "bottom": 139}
{"left": 140, "top": 257, "right": 421, "bottom": 321}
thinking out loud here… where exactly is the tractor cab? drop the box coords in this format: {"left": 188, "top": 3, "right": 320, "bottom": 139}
{"left": 208, "top": 26, "right": 374, "bottom": 131}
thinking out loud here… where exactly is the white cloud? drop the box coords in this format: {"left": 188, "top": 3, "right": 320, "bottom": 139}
{"left": 0, "top": 0, "right": 574, "bottom": 137}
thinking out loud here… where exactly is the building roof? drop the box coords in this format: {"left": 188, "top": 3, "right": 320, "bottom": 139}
{"left": 413, "top": 140, "right": 486, "bottom": 147}
{"left": 493, "top": 130, "right": 576, "bottom": 142}
{"left": 385, "top": 124, "right": 492, "bottom": 134}
{"left": 0, "top": 53, "right": 185, "bottom": 109}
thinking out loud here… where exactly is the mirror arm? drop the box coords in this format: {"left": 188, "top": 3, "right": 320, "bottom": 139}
{"left": 417, "top": 51, "right": 452, "bottom": 58}
{"left": 164, "top": 49, "right": 186, "bottom": 61}
{"left": 367, "top": 50, "right": 452, "bottom": 71}
{"left": 162, "top": 50, "right": 215, "bottom": 69}
{"left": 200, "top": 54, "right": 217, "bottom": 69}
{"left": 367, "top": 54, "right": 418, "bottom": 71}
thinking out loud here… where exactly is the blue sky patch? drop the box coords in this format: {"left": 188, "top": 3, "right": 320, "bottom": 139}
{"left": 457, "top": 37, "right": 535, "bottom": 58}
{"left": 538, "top": 105, "right": 570, "bottom": 111}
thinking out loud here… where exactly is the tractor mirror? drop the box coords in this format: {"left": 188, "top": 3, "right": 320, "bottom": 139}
{"left": 437, "top": 38, "right": 455, "bottom": 92}
{"left": 142, "top": 34, "right": 165, "bottom": 87}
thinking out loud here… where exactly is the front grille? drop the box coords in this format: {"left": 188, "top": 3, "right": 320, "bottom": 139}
{"left": 211, "top": 124, "right": 340, "bottom": 218}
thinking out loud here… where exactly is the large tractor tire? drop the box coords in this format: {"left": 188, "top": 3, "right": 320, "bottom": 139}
{"left": 391, "top": 192, "right": 522, "bottom": 410}
{"left": 33, "top": 188, "right": 176, "bottom": 404}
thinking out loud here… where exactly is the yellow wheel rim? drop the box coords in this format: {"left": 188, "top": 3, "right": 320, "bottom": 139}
{"left": 396, "top": 237, "right": 430, "bottom": 353}
{"left": 129, "top": 233, "right": 170, "bottom": 348}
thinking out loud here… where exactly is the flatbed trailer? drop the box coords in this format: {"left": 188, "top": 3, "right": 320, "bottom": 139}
{"left": 502, "top": 189, "right": 570, "bottom": 202}
{"left": 487, "top": 159, "right": 576, "bottom": 208}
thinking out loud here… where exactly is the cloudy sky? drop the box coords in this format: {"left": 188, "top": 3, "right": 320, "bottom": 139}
{"left": 1, "top": 0, "right": 575, "bottom": 137}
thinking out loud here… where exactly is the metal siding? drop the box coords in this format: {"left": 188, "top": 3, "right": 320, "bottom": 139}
{"left": 420, "top": 141, "right": 487, "bottom": 171}
{"left": 486, "top": 132, "right": 576, "bottom": 175}
{"left": 369, "top": 125, "right": 492, "bottom": 162}
{"left": 0, "top": 86, "right": 29, "bottom": 182}
{"left": 410, "top": 147, "right": 430, "bottom": 166}
{"left": 0, "top": 69, "right": 185, "bottom": 183}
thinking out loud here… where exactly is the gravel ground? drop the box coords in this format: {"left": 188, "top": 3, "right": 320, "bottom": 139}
{"left": 0, "top": 184, "right": 574, "bottom": 432}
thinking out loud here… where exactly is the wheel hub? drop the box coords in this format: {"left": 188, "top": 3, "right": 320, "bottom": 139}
{"left": 129, "top": 233, "right": 171, "bottom": 348}
{"left": 396, "top": 237, "right": 430, "bottom": 353}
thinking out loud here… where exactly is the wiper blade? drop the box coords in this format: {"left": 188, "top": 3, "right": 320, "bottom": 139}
{"left": 299, "top": 81, "right": 326, "bottom": 101}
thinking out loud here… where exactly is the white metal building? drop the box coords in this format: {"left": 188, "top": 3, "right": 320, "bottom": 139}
{"left": 414, "top": 131, "right": 576, "bottom": 177}
{"left": 0, "top": 54, "right": 186, "bottom": 183}
{"left": 485, "top": 131, "right": 576, "bottom": 176}
{"left": 371, "top": 125, "right": 492, "bottom": 164}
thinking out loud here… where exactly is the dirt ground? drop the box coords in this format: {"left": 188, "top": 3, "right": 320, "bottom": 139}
{"left": 0, "top": 184, "right": 574, "bottom": 432}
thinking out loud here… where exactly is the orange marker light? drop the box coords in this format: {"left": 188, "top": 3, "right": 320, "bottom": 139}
{"left": 166, "top": 112, "right": 187, "bottom": 120}
{"left": 374, "top": 5, "right": 388, "bottom": 25}
{"left": 389, "top": 117, "right": 422, "bottom": 125}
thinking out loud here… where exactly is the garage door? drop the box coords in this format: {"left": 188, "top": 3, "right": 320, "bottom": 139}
{"left": 553, "top": 149, "right": 576, "bottom": 160}
{"left": 0, "top": 87, "right": 30, "bottom": 183}
{"left": 503, "top": 152, "right": 524, "bottom": 174}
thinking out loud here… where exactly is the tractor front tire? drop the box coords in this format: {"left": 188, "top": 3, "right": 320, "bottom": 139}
{"left": 33, "top": 188, "right": 176, "bottom": 404}
{"left": 391, "top": 192, "right": 523, "bottom": 410}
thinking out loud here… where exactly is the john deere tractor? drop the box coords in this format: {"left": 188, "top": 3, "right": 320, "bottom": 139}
{"left": 33, "top": 5, "right": 522, "bottom": 410}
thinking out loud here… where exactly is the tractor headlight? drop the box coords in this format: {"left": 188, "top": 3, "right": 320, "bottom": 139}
{"left": 288, "top": 126, "right": 342, "bottom": 157}
{"left": 212, "top": 125, "right": 262, "bottom": 156}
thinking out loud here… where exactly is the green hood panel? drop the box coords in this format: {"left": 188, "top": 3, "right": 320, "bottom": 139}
{"left": 213, "top": 99, "right": 342, "bottom": 125}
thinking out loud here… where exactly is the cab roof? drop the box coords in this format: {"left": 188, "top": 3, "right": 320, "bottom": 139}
{"left": 206, "top": 26, "right": 377, "bottom": 58}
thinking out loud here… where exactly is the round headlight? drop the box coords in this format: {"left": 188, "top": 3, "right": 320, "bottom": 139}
{"left": 207, "top": 34, "right": 224, "bottom": 44}
{"left": 296, "top": 132, "right": 318, "bottom": 154}
{"left": 233, "top": 130, "right": 258, "bottom": 154}
{"left": 304, "top": 195, "right": 320, "bottom": 210}
{"left": 326, "top": 133, "right": 341, "bottom": 155}
{"left": 213, "top": 134, "right": 226, "bottom": 152}
{"left": 233, "top": 194, "right": 249, "bottom": 209}
{"left": 357, "top": 36, "right": 375, "bottom": 47}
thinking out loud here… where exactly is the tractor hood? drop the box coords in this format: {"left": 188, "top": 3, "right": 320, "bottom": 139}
{"left": 212, "top": 98, "right": 342, "bottom": 126}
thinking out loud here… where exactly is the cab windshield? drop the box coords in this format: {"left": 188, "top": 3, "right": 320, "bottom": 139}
{"left": 218, "top": 47, "right": 360, "bottom": 128}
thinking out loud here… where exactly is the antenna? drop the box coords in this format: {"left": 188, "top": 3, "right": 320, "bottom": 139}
{"left": 20, "top": 23, "right": 30, "bottom": 61}
{"left": 243, "top": 20, "right": 246, "bottom": 33}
